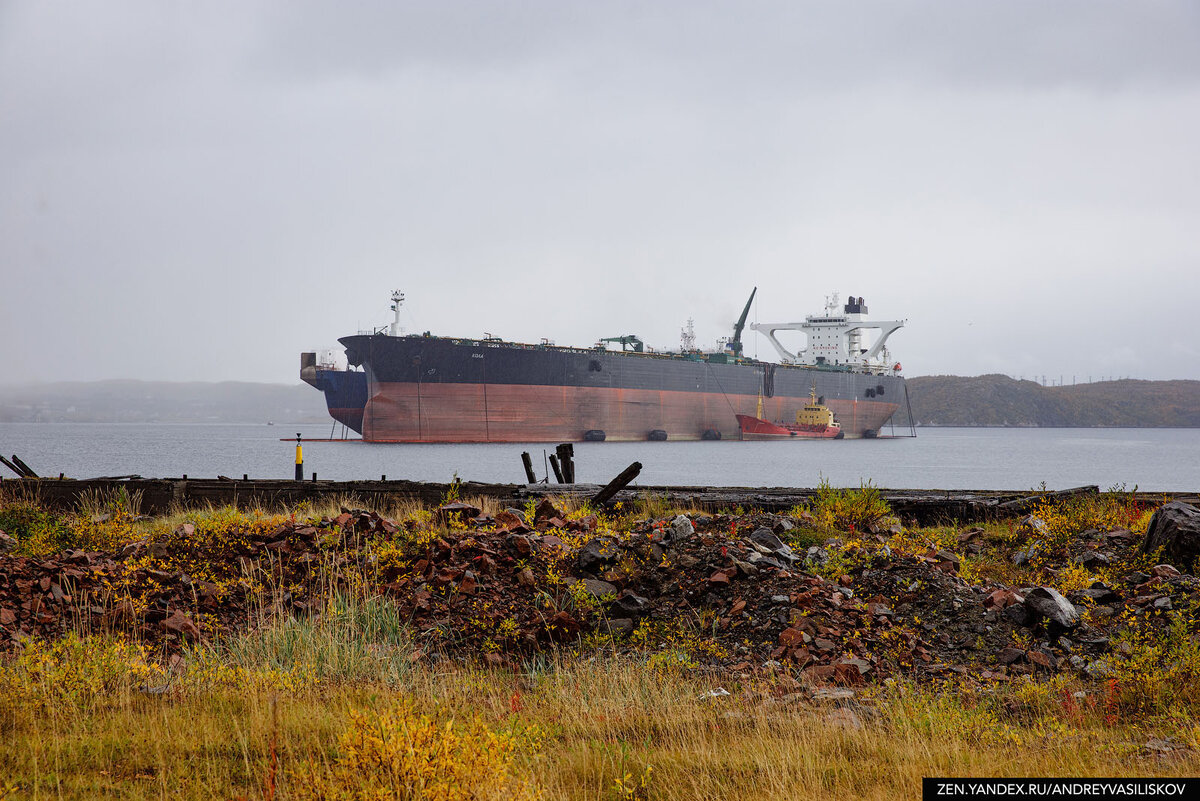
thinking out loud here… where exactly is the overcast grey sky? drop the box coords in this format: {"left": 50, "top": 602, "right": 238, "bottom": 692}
{"left": 3, "top": 1, "right": 1198, "bottom": 385}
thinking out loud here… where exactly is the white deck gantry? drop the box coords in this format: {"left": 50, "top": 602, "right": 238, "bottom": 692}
{"left": 750, "top": 293, "right": 905, "bottom": 372}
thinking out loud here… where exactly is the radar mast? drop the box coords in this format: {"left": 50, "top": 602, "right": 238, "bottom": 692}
{"left": 388, "top": 290, "right": 405, "bottom": 337}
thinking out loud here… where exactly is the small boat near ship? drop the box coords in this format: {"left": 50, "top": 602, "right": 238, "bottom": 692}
{"left": 736, "top": 386, "right": 844, "bottom": 440}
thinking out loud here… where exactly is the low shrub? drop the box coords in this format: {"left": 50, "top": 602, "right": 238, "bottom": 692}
{"left": 0, "top": 502, "right": 73, "bottom": 557}
{"left": 289, "top": 702, "right": 541, "bottom": 801}
{"left": 1028, "top": 491, "right": 1152, "bottom": 552}
{"left": 801, "top": 480, "right": 892, "bottom": 532}
{"left": 1108, "top": 603, "right": 1200, "bottom": 716}
{"left": 0, "top": 633, "right": 164, "bottom": 717}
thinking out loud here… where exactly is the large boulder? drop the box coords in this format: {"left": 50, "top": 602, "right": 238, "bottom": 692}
{"left": 1024, "top": 587, "right": 1080, "bottom": 632}
{"left": 669, "top": 514, "right": 695, "bottom": 541}
{"left": 1141, "top": 502, "right": 1200, "bottom": 568}
{"left": 612, "top": 591, "right": 650, "bottom": 617}
{"left": 533, "top": 499, "right": 562, "bottom": 523}
{"left": 577, "top": 537, "right": 620, "bottom": 573}
{"left": 748, "top": 528, "right": 797, "bottom": 562}
{"left": 437, "top": 502, "right": 481, "bottom": 525}
{"left": 570, "top": 578, "right": 618, "bottom": 598}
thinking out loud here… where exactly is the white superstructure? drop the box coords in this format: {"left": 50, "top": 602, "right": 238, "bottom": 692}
{"left": 750, "top": 293, "right": 904, "bottom": 373}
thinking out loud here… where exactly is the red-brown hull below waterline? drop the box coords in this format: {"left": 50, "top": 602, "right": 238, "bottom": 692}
{"left": 361, "top": 382, "right": 899, "bottom": 442}
{"left": 735, "top": 414, "right": 844, "bottom": 440}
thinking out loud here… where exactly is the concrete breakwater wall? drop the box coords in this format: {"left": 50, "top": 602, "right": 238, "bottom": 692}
{"left": 2, "top": 477, "right": 1196, "bottom": 526}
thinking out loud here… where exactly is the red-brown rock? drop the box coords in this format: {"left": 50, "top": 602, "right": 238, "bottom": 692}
{"left": 162, "top": 611, "right": 200, "bottom": 639}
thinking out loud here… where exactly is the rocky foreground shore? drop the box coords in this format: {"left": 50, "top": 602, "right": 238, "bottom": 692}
{"left": 2, "top": 496, "right": 1198, "bottom": 687}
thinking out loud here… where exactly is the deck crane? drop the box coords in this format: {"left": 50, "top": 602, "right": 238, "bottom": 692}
{"left": 598, "top": 335, "right": 645, "bottom": 352}
{"left": 727, "top": 287, "right": 757, "bottom": 357}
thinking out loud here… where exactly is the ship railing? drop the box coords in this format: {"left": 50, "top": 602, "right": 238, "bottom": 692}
{"left": 408, "top": 333, "right": 904, "bottom": 375}
{"left": 438, "top": 336, "right": 714, "bottom": 362}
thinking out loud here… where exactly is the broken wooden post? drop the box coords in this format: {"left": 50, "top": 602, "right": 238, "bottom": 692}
{"left": 11, "top": 455, "right": 37, "bottom": 478}
{"left": 0, "top": 455, "right": 25, "bottom": 478}
{"left": 548, "top": 454, "right": 565, "bottom": 484}
{"left": 520, "top": 452, "right": 537, "bottom": 483}
{"left": 592, "top": 461, "right": 642, "bottom": 506}
{"left": 556, "top": 443, "right": 575, "bottom": 483}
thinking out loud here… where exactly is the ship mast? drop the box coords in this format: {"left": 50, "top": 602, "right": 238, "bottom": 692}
{"left": 680, "top": 318, "right": 697, "bottom": 352}
{"left": 388, "top": 290, "right": 405, "bottom": 337}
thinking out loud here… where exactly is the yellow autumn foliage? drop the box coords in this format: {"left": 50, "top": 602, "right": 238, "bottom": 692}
{"left": 290, "top": 702, "right": 541, "bottom": 801}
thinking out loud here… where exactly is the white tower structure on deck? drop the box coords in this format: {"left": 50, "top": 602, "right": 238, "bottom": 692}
{"left": 680, "top": 318, "right": 697, "bottom": 352}
{"left": 388, "top": 290, "right": 405, "bottom": 337}
{"left": 749, "top": 293, "right": 905, "bottom": 374}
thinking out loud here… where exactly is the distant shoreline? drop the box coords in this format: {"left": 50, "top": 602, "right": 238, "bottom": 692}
{"left": 899, "top": 374, "right": 1200, "bottom": 428}
{"left": 3, "top": 375, "right": 1199, "bottom": 428}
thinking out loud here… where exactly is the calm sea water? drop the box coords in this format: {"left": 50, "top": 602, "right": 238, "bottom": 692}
{"left": 1, "top": 423, "right": 1197, "bottom": 491}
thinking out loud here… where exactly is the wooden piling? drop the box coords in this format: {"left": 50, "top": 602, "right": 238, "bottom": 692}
{"left": 10, "top": 455, "right": 37, "bottom": 478}
{"left": 520, "top": 452, "right": 537, "bottom": 483}
{"left": 555, "top": 444, "right": 575, "bottom": 483}
{"left": 592, "top": 461, "right": 642, "bottom": 505}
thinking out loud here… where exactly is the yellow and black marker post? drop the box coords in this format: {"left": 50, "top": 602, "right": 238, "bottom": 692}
{"left": 294, "top": 433, "right": 303, "bottom": 481}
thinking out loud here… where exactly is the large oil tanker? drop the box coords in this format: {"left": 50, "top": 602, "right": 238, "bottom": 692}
{"left": 325, "top": 289, "right": 907, "bottom": 443}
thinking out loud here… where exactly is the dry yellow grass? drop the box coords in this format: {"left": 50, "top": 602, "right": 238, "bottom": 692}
{"left": 2, "top": 632, "right": 1198, "bottom": 801}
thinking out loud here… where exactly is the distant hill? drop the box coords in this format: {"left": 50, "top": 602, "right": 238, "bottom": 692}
{"left": 0, "top": 380, "right": 329, "bottom": 424}
{"left": 897, "top": 375, "right": 1200, "bottom": 427}
{"left": 3, "top": 375, "right": 1198, "bottom": 428}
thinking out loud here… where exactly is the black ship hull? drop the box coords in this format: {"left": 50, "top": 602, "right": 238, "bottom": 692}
{"left": 340, "top": 334, "right": 904, "bottom": 442}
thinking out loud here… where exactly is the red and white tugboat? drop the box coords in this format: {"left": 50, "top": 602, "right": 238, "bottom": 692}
{"left": 737, "top": 386, "right": 844, "bottom": 440}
